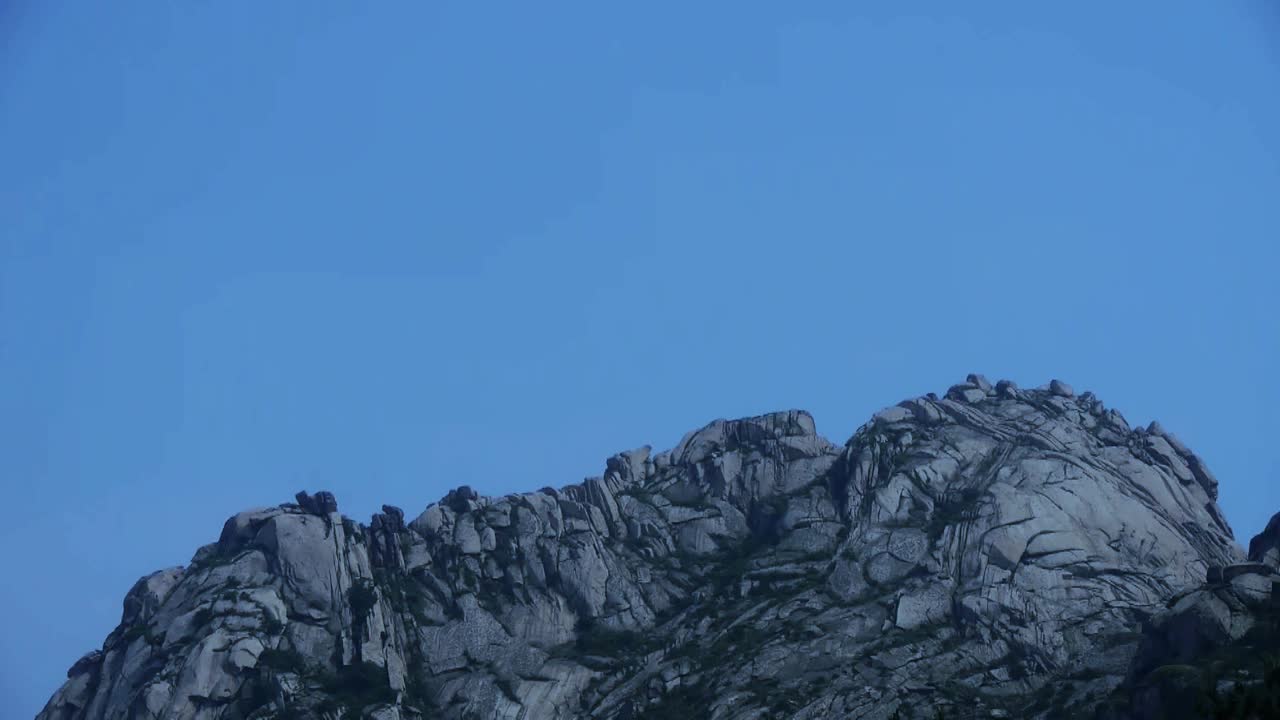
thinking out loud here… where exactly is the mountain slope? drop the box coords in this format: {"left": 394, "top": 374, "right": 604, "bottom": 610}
{"left": 1099, "top": 510, "right": 1280, "bottom": 720}
{"left": 38, "top": 376, "right": 1247, "bottom": 720}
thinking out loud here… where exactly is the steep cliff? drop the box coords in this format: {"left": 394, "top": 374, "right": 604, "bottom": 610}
{"left": 38, "top": 376, "right": 1250, "bottom": 720}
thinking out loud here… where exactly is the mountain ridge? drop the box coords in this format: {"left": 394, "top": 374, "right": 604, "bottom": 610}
{"left": 38, "top": 376, "right": 1276, "bottom": 720}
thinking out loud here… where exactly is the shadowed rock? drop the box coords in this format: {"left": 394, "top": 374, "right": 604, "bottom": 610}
{"left": 295, "top": 490, "right": 338, "bottom": 516}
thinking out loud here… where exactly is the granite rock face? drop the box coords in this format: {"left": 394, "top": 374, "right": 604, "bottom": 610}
{"left": 1102, "top": 513, "right": 1280, "bottom": 720}
{"left": 1248, "top": 511, "right": 1280, "bottom": 571}
{"left": 38, "top": 378, "right": 1249, "bottom": 720}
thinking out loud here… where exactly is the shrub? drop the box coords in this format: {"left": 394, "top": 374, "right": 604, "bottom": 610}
{"left": 575, "top": 622, "right": 643, "bottom": 656}
{"left": 347, "top": 581, "right": 378, "bottom": 618}
{"left": 459, "top": 565, "right": 478, "bottom": 590}
{"left": 258, "top": 647, "right": 306, "bottom": 674}
{"left": 1199, "top": 655, "right": 1280, "bottom": 719}
{"left": 633, "top": 681, "right": 713, "bottom": 720}
{"left": 319, "top": 661, "right": 396, "bottom": 710}
{"left": 403, "top": 667, "right": 434, "bottom": 711}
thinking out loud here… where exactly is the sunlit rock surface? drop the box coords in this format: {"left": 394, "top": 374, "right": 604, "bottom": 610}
{"left": 39, "top": 377, "right": 1258, "bottom": 720}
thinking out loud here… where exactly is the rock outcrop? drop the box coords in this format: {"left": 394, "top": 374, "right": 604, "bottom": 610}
{"left": 37, "top": 378, "right": 1250, "bottom": 720}
{"left": 1249, "top": 512, "right": 1280, "bottom": 571}
{"left": 1102, "top": 511, "right": 1280, "bottom": 720}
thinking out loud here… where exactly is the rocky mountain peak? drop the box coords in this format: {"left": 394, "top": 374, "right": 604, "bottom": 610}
{"left": 38, "top": 376, "right": 1257, "bottom": 720}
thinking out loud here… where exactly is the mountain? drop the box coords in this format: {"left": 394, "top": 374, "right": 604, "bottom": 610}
{"left": 37, "top": 376, "right": 1277, "bottom": 720}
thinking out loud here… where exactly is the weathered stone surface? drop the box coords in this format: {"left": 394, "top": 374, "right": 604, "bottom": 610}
{"left": 1249, "top": 510, "right": 1280, "bottom": 569}
{"left": 1106, "top": 518, "right": 1280, "bottom": 719}
{"left": 36, "top": 378, "right": 1251, "bottom": 720}
{"left": 120, "top": 567, "right": 183, "bottom": 627}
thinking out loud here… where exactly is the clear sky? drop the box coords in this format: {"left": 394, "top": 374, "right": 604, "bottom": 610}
{"left": 2, "top": 2, "right": 1278, "bottom": 716}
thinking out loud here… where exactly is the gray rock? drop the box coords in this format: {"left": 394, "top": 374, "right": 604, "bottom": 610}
{"left": 1112, "top": 516, "right": 1280, "bottom": 718}
{"left": 1248, "top": 511, "right": 1280, "bottom": 569}
{"left": 295, "top": 489, "right": 339, "bottom": 515}
{"left": 995, "top": 379, "right": 1018, "bottom": 397}
{"left": 967, "top": 373, "right": 993, "bottom": 392}
{"left": 1227, "top": 570, "right": 1275, "bottom": 606}
{"left": 36, "top": 380, "right": 1246, "bottom": 720}
{"left": 872, "top": 406, "right": 913, "bottom": 425}
{"left": 1049, "top": 378, "right": 1074, "bottom": 397}
{"left": 1221, "top": 562, "right": 1273, "bottom": 581}
{"left": 67, "top": 650, "right": 102, "bottom": 678}
{"left": 120, "top": 567, "right": 183, "bottom": 626}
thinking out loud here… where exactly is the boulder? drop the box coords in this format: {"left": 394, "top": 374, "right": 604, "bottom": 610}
{"left": 966, "top": 373, "right": 993, "bottom": 392}
{"left": 295, "top": 490, "right": 339, "bottom": 515}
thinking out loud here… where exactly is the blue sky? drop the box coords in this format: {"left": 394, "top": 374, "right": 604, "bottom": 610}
{"left": 2, "top": 2, "right": 1278, "bottom": 715}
